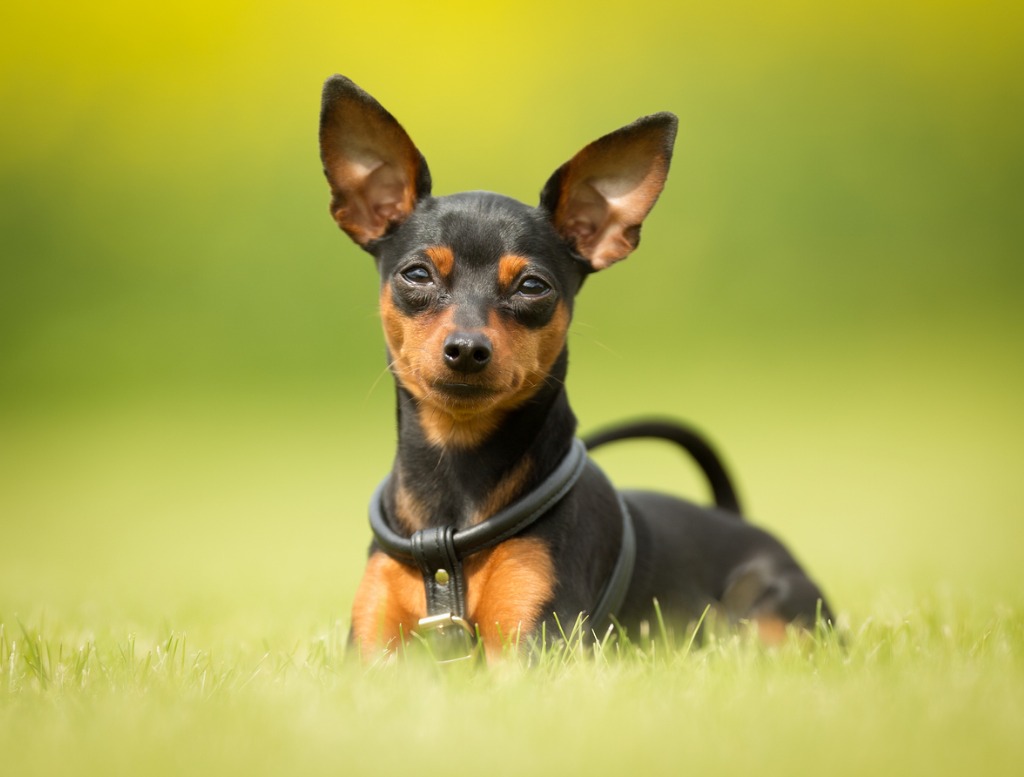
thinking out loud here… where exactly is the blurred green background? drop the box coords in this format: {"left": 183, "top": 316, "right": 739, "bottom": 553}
{"left": 2, "top": 0, "right": 1022, "bottom": 637}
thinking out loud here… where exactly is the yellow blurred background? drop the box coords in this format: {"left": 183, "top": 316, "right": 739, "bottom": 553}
{"left": 2, "top": 0, "right": 1022, "bottom": 637}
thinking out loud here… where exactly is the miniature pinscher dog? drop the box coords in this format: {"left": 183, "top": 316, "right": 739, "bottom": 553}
{"left": 319, "top": 75, "right": 832, "bottom": 660}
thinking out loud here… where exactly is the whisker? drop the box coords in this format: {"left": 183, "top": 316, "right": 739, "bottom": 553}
{"left": 365, "top": 360, "right": 397, "bottom": 401}
{"left": 568, "top": 325, "right": 620, "bottom": 359}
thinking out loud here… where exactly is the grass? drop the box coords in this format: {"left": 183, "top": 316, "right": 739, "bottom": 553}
{"left": 2, "top": 601, "right": 1022, "bottom": 776}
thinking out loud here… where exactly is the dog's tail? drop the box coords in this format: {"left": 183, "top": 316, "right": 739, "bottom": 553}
{"left": 583, "top": 419, "right": 743, "bottom": 516}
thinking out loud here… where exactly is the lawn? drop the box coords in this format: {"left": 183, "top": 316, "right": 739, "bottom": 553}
{"left": 3, "top": 603, "right": 1021, "bottom": 777}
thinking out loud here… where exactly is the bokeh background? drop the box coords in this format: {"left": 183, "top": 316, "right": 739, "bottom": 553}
{"left": 2, "top": 0, "right": 1022, "bottom": 641}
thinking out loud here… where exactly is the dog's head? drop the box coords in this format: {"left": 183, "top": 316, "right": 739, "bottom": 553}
{"left": 319, "top": 75, "right": 677, "bottom": 447}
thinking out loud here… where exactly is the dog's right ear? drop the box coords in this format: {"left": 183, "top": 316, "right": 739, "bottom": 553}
{"left": 319, "top": 76, "right": 432, "bottom": 247}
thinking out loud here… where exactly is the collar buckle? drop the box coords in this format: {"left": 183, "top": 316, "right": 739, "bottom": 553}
{"left": 414, "top": 613, "right": 481, "bottom": 664}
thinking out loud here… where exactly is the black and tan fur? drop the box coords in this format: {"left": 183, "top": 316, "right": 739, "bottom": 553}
{"left": 318, "top": 75, "right": 831, "bottom": 659}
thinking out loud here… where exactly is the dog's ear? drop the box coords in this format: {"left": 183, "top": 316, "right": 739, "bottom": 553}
{"left": 540, "top": 113, "right": 677, "bottom": 271}
{"left": 319, "top": 76, "right": 432, "bottom": 247}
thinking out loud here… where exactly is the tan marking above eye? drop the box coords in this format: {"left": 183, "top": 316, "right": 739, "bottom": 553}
{"left": 425, "top": 246, "right": 454, "bottom": 278}
{"left": 497, "top": 254, "right": 530, "bottom": 291}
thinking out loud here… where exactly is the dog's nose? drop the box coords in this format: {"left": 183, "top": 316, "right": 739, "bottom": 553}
{"left": 443, "top": 331, "right": 492, "bottom": 373}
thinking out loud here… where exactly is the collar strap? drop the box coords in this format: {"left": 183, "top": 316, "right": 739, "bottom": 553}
{"left": 369, "top": 438, "right": 589, "bottom": 563}
{"left": 366, "top": 438, "right": 635, "bottom": 654}
{"left": 587, "top": 477, "right": 636, "bottom": 636}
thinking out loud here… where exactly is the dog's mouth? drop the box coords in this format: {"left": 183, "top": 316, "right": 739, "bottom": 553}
{"left": 431, "top": 381, "right": 499, "bottom": 401}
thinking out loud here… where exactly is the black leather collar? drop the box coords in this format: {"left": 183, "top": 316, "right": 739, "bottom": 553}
{"left": 366, "top": 438, "right": 636, "bottom": 650}
{"left": 369, "top": 438, "right": 589, "bottom": 563}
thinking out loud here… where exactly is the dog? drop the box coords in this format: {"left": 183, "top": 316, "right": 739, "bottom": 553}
{"left": 318, "top": 75, "right": 832, "bottom": 660}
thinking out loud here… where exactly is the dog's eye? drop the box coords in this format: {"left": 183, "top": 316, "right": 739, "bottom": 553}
{"left": 516, "top": 276, "right": 551, "bottom": 297}
{"left": 400, "top": 265, "right": 433, "bottom": 285}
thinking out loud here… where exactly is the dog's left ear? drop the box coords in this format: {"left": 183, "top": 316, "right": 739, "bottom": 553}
{"left": 540, "top": 113, "right": 677, "bottom": 271}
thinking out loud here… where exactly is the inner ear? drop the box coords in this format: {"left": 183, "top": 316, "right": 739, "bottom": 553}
{"left": 540, "top": 113, "right": 677, "bottom": 271}
{"left": 319, "top": 76, "right": 432, "bottom": 247}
